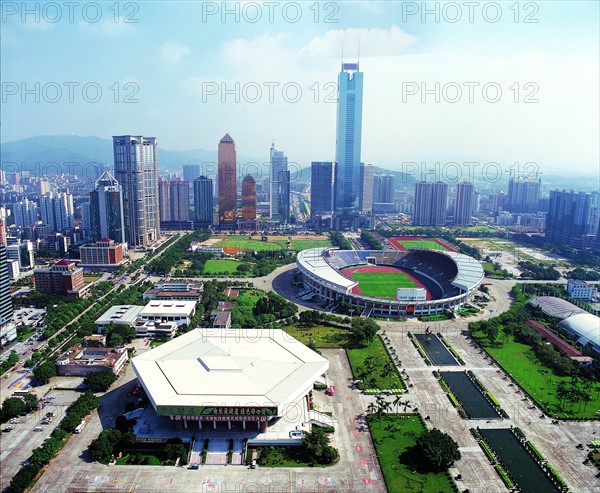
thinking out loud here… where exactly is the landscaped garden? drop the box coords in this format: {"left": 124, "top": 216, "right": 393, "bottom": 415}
{"left": 284, "top": 323, "right": 352, "bottom": 348}
{"left": 347, "top": 336, "right": 406, "bottom": 391}
{"left": 369, "top": 414, "right": 458, "bottom": 493}
{"left": 470, "top": 285, "right": 600, "bottom": 419}
{"left": 202, "top": 259, "right": 250, "bottom": 275}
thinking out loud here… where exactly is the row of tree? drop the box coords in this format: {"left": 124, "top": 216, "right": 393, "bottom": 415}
{"left": 360, "top": 230, "right": 384, "bottom": 250}
{"left": 10, "top": 391, "right": 99, "bottom": 493}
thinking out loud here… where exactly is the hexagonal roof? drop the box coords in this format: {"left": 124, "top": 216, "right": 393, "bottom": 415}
{"left": 132, "top": 329, "right": 328, "bottom": 410}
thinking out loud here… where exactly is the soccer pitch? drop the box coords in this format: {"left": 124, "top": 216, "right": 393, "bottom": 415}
{"left": 352, "top": 271, "right": 417, "bottom": 298}
{"left": 397, "top": 239, "right": 448, "bottom": 250}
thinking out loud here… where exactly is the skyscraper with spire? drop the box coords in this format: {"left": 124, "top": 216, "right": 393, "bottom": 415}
{"left": 218, "top": 134, "right": 237, "bottom": 228}
{"left": 334, "top": 62, "right": 363, "bottom": 215}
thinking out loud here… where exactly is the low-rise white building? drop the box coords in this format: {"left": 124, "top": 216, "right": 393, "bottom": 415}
{"left": 96, "top": 305, "right": 144, "bottom": 332}
{"left": 567, "top": 279, "right": 597, "bottom": 301}
{"left": 138, "top": 301, "right": 196, "bottom": 326}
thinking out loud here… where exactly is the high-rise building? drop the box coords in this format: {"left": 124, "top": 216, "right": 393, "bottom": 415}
{"left": 40, "top": 192, "right": 74, "bottom": 232}
{"left": 6, "top": 240, "right": 34, "bottom": 270}
{"left": 80, "top": 202, "right": 91, "bottom": 239}
{"left": 90, "top": 171, "right": 126, "bottom": 244}
{"left": 13, "top": 198, "right": 38, "bottom": 227}
{"left": 38, "top": 178, "right": 51, "bottom": 196}
{"left": 311, "top": 162, "right": 335, "bottom": 220}
{"left": 218, "top": 134, "right": 237, "bottom": 228}
{"left": 0, "top": 244, "right": 16, "bottom": 346}
{"left": 359, "top": 163, "right": 374, "bottom": 213}
{"left": 507, "top": 176, "right": 541, "bottom": 213}
{"left": 0, "top": 218, "right": 6, "bottom": 246}
{"left": 334, "top": 62, "right": 363, "bottom": 214}
{"left": 546, "top": 190, "right": 598, "bottom": 248}
{"left": 169, "top": 179, "right": 190, "bottom": 222}
{"left": 242, "top": 174, "right": 257, "bottom": 220}
{"left": 373, "top": 174, "right": 395, "bottom": 204}
{"left": 183, "top": 164, "right": 201, "bottom": 184}
{"left": 454, "top": 182, "right": 475, "bottom": 226}
{"left": 413, "top": 182, "right": 448, "bottom": 226}
{"left": 113, "top": 135, "right": 160, "bottom": 248}
{"left": 270, "top": 145, "right": 290, "bottom": 223}
{"left": 193, "top": 176, "right": 213, "bottom": 225}
{"left": 79, "top": 238, "right": 127, "bottom": 271}
{"left": 158, "top": 178, "right": 171, "bottom": 222}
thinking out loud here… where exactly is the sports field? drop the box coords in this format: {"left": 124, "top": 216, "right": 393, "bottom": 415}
{"left": 213, "top": 236, "right": 332, "bottom": 254}
{"left": 342, "top": 266, "right": 418, "bottom": 299}
{"left": 388, "top": 236, "right": 455, "bottom": 252}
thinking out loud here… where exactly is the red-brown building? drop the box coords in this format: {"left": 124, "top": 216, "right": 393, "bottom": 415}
{"left": 34, "top": 259, "right": 86, "bottom": 297}
{"left": 242, "top": 174, "right": 256, "bottom": 219}
{"left": 79, "top": 238, "right": 127, "bottom": 272}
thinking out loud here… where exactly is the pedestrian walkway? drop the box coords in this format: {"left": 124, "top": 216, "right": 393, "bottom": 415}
{"left": 189, "top": 439, "right": 203, "bottom": 465}
{"left": 231, "top": 439, "right": 243, "bottom": 465}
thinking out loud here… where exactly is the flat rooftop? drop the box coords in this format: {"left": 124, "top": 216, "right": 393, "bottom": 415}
{"left": 140, "top": 300, "right": 197, "bottom": 316}
{"left": 96, "top": 305, "right": 144, "bottom": 325}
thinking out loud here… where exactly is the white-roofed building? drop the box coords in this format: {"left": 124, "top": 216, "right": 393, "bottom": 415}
{"left": 558, "top": 313, "right": 600, "bottom": 355}
{"left": 132, "top": 328, "right": 328, "bottom": 433}
{"left": 138, "top": 300, "right": 196, "bottom": 326}
{"left": 96, "top": 305, "right": 144, "bottom": 331}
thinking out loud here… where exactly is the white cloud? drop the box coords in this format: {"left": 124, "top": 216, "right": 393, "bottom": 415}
{"left": 159, "top": 41, "right": 191, "bottom": 64}
{"left": 302, "top": 26, "right": 418, "bottom": 59}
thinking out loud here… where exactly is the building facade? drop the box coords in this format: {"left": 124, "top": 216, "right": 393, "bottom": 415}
{"left": 359, "top": 163, "right": 374, "bottom": 213}
{"left": 158, "top": 178, "right": 171, "bottom": 222}
{"left": 413, "top": 182, "right": 448, "bottom": 226}
{"left": 193, "top": 176, "right": 213, "bottom": 225}
{"left": 334, "top": 62, "right": 363, "bottom": 215}
{"left": 269, "top": 145, "right": 290, "bottom": 223}
{"left": 79, "top": 238, "right": 127, "bottom": 271}
{"left": 34, "top": 259, "right": 85, "bottom": 297}
{"left": 310, "top": 161, "right": 335, "bottom": 223}
{"left": 13, "top": 199, "right": 38, "bottom": 228}
{"left": 218, "top": 134, "right": 237, "bottom": 228}
{"left": 40, "top": 192, "right": 74, "bottom": 232}
{"left": 507, "top": 176, "right": 541, "bottom": 213}
{"left": 546, "top": 190, "right": 598, "bottom": 248}
{"left": 0, "top": 245, "right": 16, "bottom": 346}
{"left": 454, "top": 182, "right": 475, "bottom": 226}
{"left": 90, "top": 171, "right": 126, "bottom": 245}
{"left": 241, "top": 174, "right": 257, "bottom": 220}
{"left": 113, "top": 135, "right": 160, "bottom": 248}
{"left": 169, "top": 179, "right": 190, "bottom": 222}
{"left": 373, "top": 174, "right": 394, "bottom": 204}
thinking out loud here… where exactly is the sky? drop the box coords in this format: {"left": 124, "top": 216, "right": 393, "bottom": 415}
{"left": 1, "top": 1, "right": 599, "bottom": 178}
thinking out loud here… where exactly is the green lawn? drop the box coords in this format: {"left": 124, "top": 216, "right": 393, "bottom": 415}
{"left": 83, "top": 275, "right": 102, "bottom": 282}
{"left": 346, "top": 336, "right": 406, "bottom": 390}
{"left": 473, "top": 330, "right": 600, "bottom": 419}
{"left": 352, "top": 272, "right": 417, "bottom": 298}
{"left": 216, "top": 238, "right": 283, "bottom": 252}
{"left": 369, "top": 414, "right": 457, "bottom": 493}
{"left": 397, "top": 239, "right": 448, "bottom": 250}
{"left": 284, "top": 323, "right": 352, "bottom": 347}
{"left": 214, "top": 236, "right": 332, "bottom": 252}
{"left": 202, "top": 259, "right": 248, "bottom": 274}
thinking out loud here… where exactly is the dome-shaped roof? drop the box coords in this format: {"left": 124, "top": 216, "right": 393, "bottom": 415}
{"left": 558, "top": 313, "right": 600, "bottom": 347}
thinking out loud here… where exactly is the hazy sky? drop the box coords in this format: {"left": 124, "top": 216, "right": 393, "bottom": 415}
{"left": 2, "top": 1, "right": 599, "bottom": 177}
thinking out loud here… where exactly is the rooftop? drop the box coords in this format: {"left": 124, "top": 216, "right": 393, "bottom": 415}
{"left": 96, "top": 305, "right": 144, "bottom": 326}
{"left": 139, "top": 300, "right": 197, "bottom": 316}
{"left": 529, "top": 297, "right": 587, "bottom": 320}
{"left": 132, "top": 328, "right": 328, "bottom": 409}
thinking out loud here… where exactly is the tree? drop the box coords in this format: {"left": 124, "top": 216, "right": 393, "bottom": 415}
{"left": 89, "top": 429, "right": 123, "bottom": 462}
{"left": 415, "top": 428, "right": 461, "bottom": 472}
{"left": 84, "top": 370, "right": 118, "bottom": 392}
{"left": 351, "top": 318, "right": 379, "bottom": 347}
{"left": 302, "top": 427, "right": 331, "bottom": 458}
{"left": 33, "top": 361, "right": 57, "bottom": 384}
{"left": 23, "top": 393, "right": 39, "bottom": 413}
{"left": 1, "top": 397, "right": 25, "bottom": 420}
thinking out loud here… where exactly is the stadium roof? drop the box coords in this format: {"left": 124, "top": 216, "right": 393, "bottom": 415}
{"left": 529, "top": 297, "right": 587, "bottom": 319}
{"left": 296, "top": 248, "right": 357, "bottom": 291}
{"left": 132, "top": 329, "right": 329, "bottom": 409}
{"left": 444, "top": 251, "right": 485, "bottom": 291}
{"left": 558, "top": 313, "right": 600, "bottom": 350}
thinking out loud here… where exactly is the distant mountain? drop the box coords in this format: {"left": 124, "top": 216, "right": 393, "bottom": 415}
{"left": 0, "top": 135, "right": 259, "bottom": 175}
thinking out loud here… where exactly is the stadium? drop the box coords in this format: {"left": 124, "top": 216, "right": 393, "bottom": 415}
{"left": 296, "top": 247, "right": 485, "bottom": 318}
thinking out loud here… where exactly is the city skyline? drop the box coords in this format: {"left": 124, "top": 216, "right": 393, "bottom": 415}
{"left": 1, "top": 2, "right": 598, "bottom": 175}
